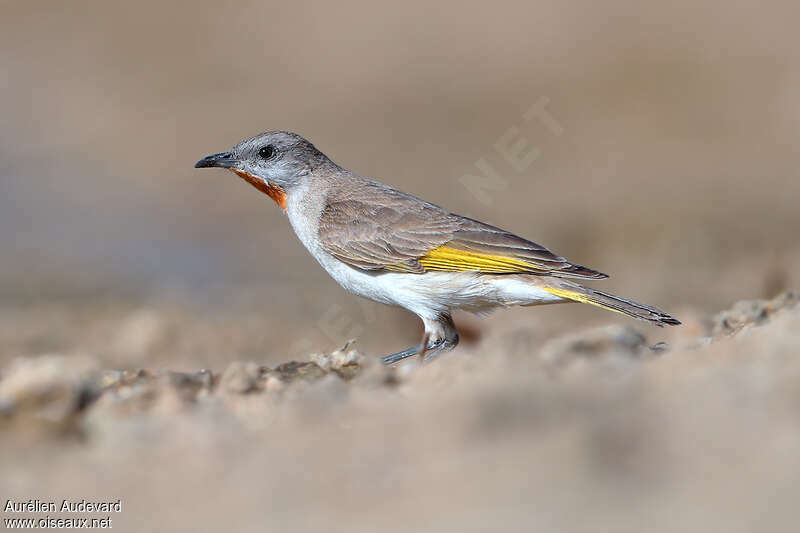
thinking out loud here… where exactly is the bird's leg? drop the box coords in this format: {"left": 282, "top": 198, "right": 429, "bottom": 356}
{"left": 381, "top": 332, "right": 431, "bottom": 365}
{"left": 422, "top": 336, "right": 456, "bottom": 361}
{"left": 421, "top": 313, "right": 459, "bottom": 362}
{"left": 381, "top": 346, "right": 420, "bottom": 365}
{"left": 416, "top": 331, "right": 432, "bottom": 361}
{"left": 381, "top": 314, "right": 460, "bottom": 365}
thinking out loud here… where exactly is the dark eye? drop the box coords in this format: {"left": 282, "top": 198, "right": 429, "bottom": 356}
{"left": 258, "top": 145, "right": 276, "bottom": 160}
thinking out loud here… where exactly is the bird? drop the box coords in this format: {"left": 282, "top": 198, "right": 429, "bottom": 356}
{"left": 195, "top": 131, "right": 680, "bottom": 364}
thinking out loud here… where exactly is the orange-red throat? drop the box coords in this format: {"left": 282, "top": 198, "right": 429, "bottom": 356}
{"left": 229, "top": 169, "right": 287, "bottom": 211}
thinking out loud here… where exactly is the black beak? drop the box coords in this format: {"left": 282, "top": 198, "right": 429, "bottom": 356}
{"left": 194, "top": 151, "right": 238, "bottom": 169}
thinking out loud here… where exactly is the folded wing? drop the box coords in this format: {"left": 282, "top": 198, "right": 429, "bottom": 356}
{"left": 318, "top": 182, "right": 606, "bottom": 280}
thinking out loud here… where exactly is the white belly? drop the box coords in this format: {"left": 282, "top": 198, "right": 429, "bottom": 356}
{"left": 317, "top": 256, "right": 564, "bottom": 318}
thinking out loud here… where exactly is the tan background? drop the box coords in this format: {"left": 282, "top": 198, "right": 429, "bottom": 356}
{"left": 1, "top": 2, "right": 799, "bottom": 531}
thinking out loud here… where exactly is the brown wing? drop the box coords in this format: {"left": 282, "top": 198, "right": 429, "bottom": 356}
{"left": 318, "top": 181, "right": 606, "bottom": 279}
{"left": 318, "top": 185, "right": 461, "bottom": 273}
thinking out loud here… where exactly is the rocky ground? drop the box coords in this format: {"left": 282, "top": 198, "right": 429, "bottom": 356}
{"left": 1, "top": 292, "right": 798, "bottom": 532}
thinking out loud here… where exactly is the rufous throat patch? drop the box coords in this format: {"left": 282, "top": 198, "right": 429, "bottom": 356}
{"left": 229, "top": 169, "right": 287, "bottom": 211}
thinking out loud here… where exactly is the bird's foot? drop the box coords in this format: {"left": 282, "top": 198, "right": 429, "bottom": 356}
{"left": 381, "top": 338, "right": 454, "bottom": 365}
{"left": 381, "top": 346, "right": 420, "bottom": 365}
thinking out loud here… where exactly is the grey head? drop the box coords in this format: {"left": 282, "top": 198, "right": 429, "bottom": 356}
{"left": 195, "top": 131, "right": 332, "bottom": 192}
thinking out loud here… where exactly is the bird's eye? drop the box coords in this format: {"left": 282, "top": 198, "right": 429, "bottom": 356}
{"left": 258, "top": 145, "right": 276, "bottom": 160}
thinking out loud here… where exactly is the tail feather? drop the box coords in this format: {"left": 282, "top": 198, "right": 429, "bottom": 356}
{"left": 541, "top": 283, "right": 681, "bottom": 327}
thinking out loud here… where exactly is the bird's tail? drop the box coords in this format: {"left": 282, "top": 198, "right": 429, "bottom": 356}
{"left": 540, "top": 281, "right": 681, "bottom": 327}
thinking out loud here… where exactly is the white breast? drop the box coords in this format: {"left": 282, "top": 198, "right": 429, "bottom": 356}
{"left": 285, "top": 183, "right": 395, "bottom": 302}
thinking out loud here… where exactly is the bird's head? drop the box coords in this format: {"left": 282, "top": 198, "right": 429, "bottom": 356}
{"left": 195, "top": 130, "right": 327, "bottom": 209}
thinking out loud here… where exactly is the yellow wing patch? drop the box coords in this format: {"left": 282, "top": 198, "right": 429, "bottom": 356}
{"left": 416, "top": 246, "right": 545, "bottom": 274}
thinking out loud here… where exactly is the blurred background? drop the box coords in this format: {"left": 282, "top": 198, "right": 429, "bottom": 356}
{"left": 2, "top": 1, "right": 800, "bottom": 531}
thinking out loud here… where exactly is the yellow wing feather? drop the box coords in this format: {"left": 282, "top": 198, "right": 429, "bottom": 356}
{"left": 416, "top": 246, "right": 546, "bottom": 274}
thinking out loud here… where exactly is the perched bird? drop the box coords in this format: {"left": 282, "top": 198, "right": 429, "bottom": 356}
{"left": 196, "top": 131, "right": 679, "bottom": 363}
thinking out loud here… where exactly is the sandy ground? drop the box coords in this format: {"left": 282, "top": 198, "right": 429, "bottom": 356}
{"left": 1, "top": 292, "right": 798, "bottom": 532}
